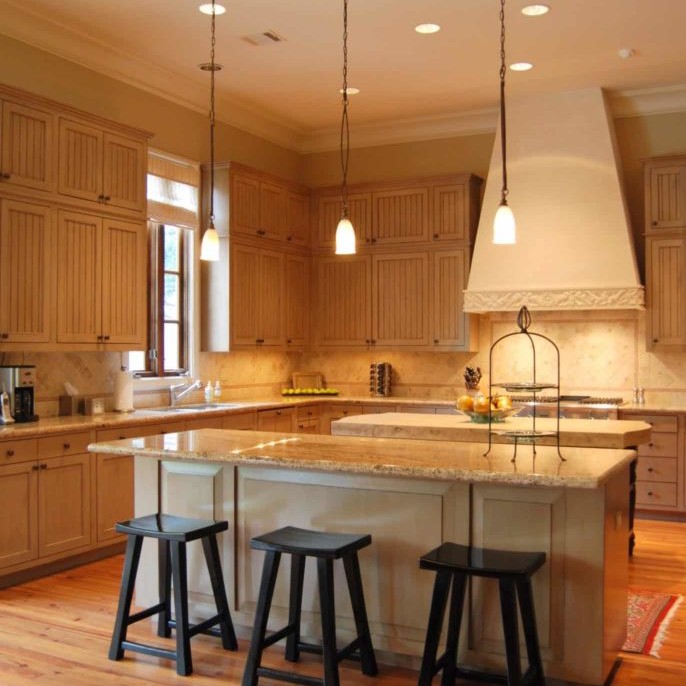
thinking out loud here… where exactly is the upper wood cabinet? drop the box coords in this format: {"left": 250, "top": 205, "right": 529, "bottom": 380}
{"left": 284, "top": 252, "right": 310, "bottom": 349}
{"left": 56, "top": 210, "right": 147, "bottom": 348}
{"left": 58, "top": 118, "right": 146, "bottom": 214}
{"left": 645, "top": 157, "right": 686, "bottom": 232}
{"left": 0, "top": 98, "right": 55, "bottom": 194}
{"left": 230, "top": 163, "right": 310, "bottom": 244}
{"left": 0, "top": 199, "right": 55, "bottom": 346}
{"left": 311, "top": 174, "right": 482, "bottom": 250}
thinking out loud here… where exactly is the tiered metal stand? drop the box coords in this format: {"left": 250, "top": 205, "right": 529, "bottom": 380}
{"left": 485, "top": 306, "right": 565, "bottom": 462}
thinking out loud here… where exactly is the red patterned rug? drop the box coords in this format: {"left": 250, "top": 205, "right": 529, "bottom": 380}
{"left": 622, "top": 591, "right": 683, "bottom": 657}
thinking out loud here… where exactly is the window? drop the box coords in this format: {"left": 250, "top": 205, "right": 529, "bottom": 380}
{"left": 129, "top": 149, "right": 200, "bottom": 378}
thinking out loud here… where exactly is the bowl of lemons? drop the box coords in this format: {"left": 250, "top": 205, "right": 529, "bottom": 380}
{"left": 455, "top": 394, "right": 519, "bottom": 423}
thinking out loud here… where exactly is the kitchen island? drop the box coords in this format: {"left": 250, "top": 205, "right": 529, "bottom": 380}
{"left": 90, "top": 428, "right": 637, "bottom": 686}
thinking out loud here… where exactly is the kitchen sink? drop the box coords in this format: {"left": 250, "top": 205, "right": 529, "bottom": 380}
{"left": 145, "top": 403, "right": 246, "bottom": 413}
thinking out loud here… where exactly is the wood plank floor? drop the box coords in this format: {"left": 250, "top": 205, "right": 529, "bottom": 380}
{"left": 0, "top": 518, "right": 684, "bottom": 685}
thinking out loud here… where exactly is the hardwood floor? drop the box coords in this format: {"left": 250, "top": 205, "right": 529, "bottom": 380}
{"left": 0, "top": 518, "right": 684, "bottom": 685}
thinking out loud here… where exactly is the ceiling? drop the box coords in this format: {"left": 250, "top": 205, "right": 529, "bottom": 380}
{"left": 1, "top": 0, "right": 686, "bottom": 151}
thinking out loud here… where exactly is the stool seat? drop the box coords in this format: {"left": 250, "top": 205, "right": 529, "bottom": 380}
{"left": 418, "top": 542, "right": 546, "bottom": 686}
{"left": 251, "top": 526, "right": 372, "bottom": 559}
{"left": 243, "top": 526, "right": 378, "bottom": 686}
{"left": 109, "top": 512, "right": 237, "bottom": 676}
{"left": 420, "top": 542, "right": 546, "bottom": 578}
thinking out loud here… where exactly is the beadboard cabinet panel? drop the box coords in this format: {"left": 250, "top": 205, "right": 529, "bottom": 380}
{"left": 285, "top": 252, "right": 309, "bottom": 349}
{"left": 373, "top": 186, "right": 429, "bottom": 244}
{"left": 313, "top": 192, "right": 373, "bottom": 249}
{"left": 646, "top": 162, "right": 686, "bottom": 231}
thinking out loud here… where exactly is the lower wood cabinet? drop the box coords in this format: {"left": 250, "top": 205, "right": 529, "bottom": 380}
{"left": 257, "top": 407, "right": 295, "bottom": 432}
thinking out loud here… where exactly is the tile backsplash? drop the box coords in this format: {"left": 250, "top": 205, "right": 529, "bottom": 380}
{"left": 5, "top": 309, "right": 686, "bottom": 416}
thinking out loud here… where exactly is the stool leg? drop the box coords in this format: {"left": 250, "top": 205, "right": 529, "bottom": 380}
{"left": 202, "top": 533, "right": 238, "bottom": 650}
{"left": 343, "top": 552, "right": 378, "bottom": 676}
{"left": 242, "top": 550, "right": 282, "bottom": 686}
{"left": 418, "top": 570, "right": 452, "bottom": 686}
{"left": 499, "top": 578, "right": 522, "bottom": 686}
{"left": 285, "top": 553, "right": 306, "bottom": 662}
{"left": 158, "top": 539, "right": 172, "bottom": 638}
{"left": 317, "top": 557, "right": 340, "bottom": 686}
{"left": 516, "top": 579, "right": 545, "bottom": 686}
{"left": 109, "top": 534, "right": 143, "bottom": 661}
{"left": 440, "top": 573, "right": 466, "bottom": 686}
{"left": 170, "top": 540, "right": 193, "bottom": 676}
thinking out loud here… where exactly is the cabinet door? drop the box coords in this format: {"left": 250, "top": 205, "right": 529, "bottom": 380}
{"left": 432, "top": 183, "right": 469, "bottom": 241}
{"left": 231, "top": 243, "right": 260, "bottom": 346}
{"left": 648, "top": 164, "right": 686, "bottom": 230}
{"left": 259, "top": 181, "right": 286, "bottom": 240}
{"left": 231, "top": 171, "right": 261, "bottom": 238}
{"left": 56, "top": 210, "right": 102, "bottom": 343}
{"left": 257, "top": 248, "right": 284, "bottom": 345}
{"left": 373, "top": 186, "right": 429, "bottom": 244}
{"left": 315, "top": 255, "right": 371, "bottom": 346}
{"left": 103, "top": 132, "right": 146, "bottom": 212}
{"left": 285, "top": 252, "right": 309, "bottom": 349}
{"left": 0, "top": 461, "right": 38, "bottom": 569}
{"left": 0, "top": 200, "right": 54, "bottom": 344}
{"left": 646, "top": 236, "right": 686, "bottom": 348}
{"left": 314, "top": 192, "right": 372, "bottom": 249}
{"left": 257, "top": 408, "right": 294, "bottom": 432}
{"left": 432, "top": 249, "right": 471, "bottom": 348}
{"left": 58, "top": 118, "right": 103, "bottom": 204}
{"left": 373, "top": 252, "right": 430, "bottom": 346}
{"left": 95, "top": 453, "right": 133, "bottom": 542}
{"left": 101, "top": 219, "right": 147, "bottom": 346}
{"left": 285, "top": 190, "right": 310, "bottom": 246}
{"left": 1, "top": 99, "right": 55, "bottom": 193}
{"left": 38, "top": 453, "right": 92, "bottom": 557}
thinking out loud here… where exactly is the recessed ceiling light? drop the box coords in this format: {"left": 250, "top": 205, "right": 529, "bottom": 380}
{"left": 199, "top": 3, "right": 226, "bottom": 15}
{"left": 510, "top": 62, "right": 533, "bottom": 71}
{"left": 415, "top": 23, "right": 441, "bottom": 34}
{"left": 339, "top": 87, "right": 360, "bottom": 95}
{"left": 521, "top": 4, "right": 550, "bottom": 16}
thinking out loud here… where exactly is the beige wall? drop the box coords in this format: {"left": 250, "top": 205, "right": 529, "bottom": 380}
{"left": 4, "top": 34, "right": 686, "bottom": 413}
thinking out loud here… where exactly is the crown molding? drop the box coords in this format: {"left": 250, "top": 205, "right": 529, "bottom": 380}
{"left": 608, "top": 84, "right": 686, "bottom": 119}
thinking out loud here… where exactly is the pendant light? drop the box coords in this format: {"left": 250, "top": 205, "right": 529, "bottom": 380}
{"left": 493, "top": 0, "right": 516, "bottom": 245}
{"left": 335, "top": 0, "right": 356, "bottom": 255}
{"left": 200, "top": 0, "right": 222, "bottom": 261}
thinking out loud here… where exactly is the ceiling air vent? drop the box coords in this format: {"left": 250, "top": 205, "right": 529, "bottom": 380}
{"left": 242, "top": 30, "right": 286, "bottom": 46}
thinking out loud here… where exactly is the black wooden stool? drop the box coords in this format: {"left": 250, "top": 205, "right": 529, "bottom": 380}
{"left": 109, "top": 513, "right": 238, "bottom": 676}
{"left": 418, "top": 542, "right": 546, "bottom": 686}
{"left": 242, "top": 526, "right": 378, "bottom": 686}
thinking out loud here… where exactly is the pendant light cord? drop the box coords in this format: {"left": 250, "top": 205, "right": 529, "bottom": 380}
{"left": 209, "top": 0, "right": 217, "bottom": 228}
{"left": 499, "top": 0, "right": 508, "bottom": 205}
{"left": 340, "top": 0, "right": 350, "bottom": 219}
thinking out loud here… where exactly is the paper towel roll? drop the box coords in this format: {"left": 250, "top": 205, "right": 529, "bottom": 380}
{"left": 113, "top": 369, "right": 134, "bottom": 412}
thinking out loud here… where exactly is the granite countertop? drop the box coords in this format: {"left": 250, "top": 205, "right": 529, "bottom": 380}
{"left": 89, "top": 428, "right": 636, "bottom": 489}
{"left": 332, "top": 412, "right": 652, "bottom": 448}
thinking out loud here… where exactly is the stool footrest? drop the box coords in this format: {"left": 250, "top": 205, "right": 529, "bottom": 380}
{"left": 127, "top": 602, "right": 165, "bottom": 626}
{"left": 121, "top": 640, "right": 178, "bottom": 662}
{"left": 257, "top": 666, "right": 323, "bottom": 686}
{"left": 295, "top": 638, "right": 363, "bottom": 664}
{"left": 263, "top": 623, "right": 298, "bottom": 648}
{"left": 167, "top": 614, "right": 227, "bottom": 639}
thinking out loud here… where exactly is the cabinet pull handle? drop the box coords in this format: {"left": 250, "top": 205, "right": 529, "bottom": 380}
{"left": 97, "top": 335, "right": 104, "bottom": 341}
{"left": 6, "top": 449, "right": 15, "bottom": 457}
{"left": 63, "top": 442, "right": 71, "bottom": 450}
{"left": 256, "top": 338, "right": 265, "bottom": 344}
{"left": 119, "top": 435, "right": 126, "bottom": 440}
{"left": 40, "top": 463, "right": 47, "bottom": 470}
{"left": 647, "top": 467, "right": 654, "bottom": 472}
{"left": 32, "top": 464, "right": 39, "bottom": 471}
{"left": 0, "top": 172, "right": 10, "bottom": 180}
{"left": 256, "top": 229, "right": 266, "bottom": 236}
{"left": 104, "top": 195, "right": 111, "bottom": 201}
{"left": 103, "top": 335, "right": 110, "bottom": 341}
{"left": 647, "top": 491, "right": 653, "bottom": 496}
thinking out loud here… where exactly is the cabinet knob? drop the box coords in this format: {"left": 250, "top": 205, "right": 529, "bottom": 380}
{"left": 256, "top": 229, "right": 266, "bottom": 236}
{"left": 433, "top": 234, "right": 439, "bottom": 239}
{"left": 649, "top": 443, "right": 654, "bottom": 447}
{"left": 40, "top": 463, "right": 47, "bottom": 470}
{"left": 647, "top": 491, "right": 653, "bottom": 496}
{"left": 97, "top": 335, "right": 104, "bottom": 341}
{"left": 276, "top": 410, "right": 282, "bottom": 415}
{"left": 0, "top": 333, "right": 9, "bottom": 339}
{"left": 63, "top": 442, "right": 71, "bottom": 450}
{"left": 652, "top": 221, "right": 657, "bottom": 226}
{"left": 365, "top": 339, "right": 371, "bottom": 344}
{"left": 342, "top": 410, "right": 348, "bottom": 415}
{"left": 298, "top": 424, "right": 304, "bottom": 429}
{"left": 119, "top": 435, "right": 126, "bottom": 440}
{"left": 287, "top": 235, "right": 293, "bottom": 241}
{"left": 371, "top": 339, "right": 376, "bottom": 344}
{"left": 434, "top": 338, "right": 439, "bottom": 344}
{"left": 653, "top": 338, "right": 659, "bottom": 343}
{"left": 32, "top": 464, "right": 39, "bottom": 471}
{"left": 256, "top": 338, "right": 264, "bottom": 344}
{"left": 371, "top": 238, "right": 377, "bottom": 244}
{"left": 6, "top": 449, "right": 15, "bottom": 457}
{"left": 104, "top": 195, "right": 111, "bottom": 201}
{"left": 287, "top": 338, "right": 292, "bottom": 344}
{"left": 647, "top": 467, "right": 654, "bottom": 472}
{"left": 0, "top": 172, "right": 11, "bottom": 180}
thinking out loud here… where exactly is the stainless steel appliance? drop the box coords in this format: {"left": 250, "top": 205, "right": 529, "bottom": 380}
{"left": 0, "top": 365, "right": 39, "bottom": 422}
{"left": 510, "top": 395, "right": 623, "bottom": 420}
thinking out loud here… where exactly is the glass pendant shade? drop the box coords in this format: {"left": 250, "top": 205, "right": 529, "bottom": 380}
{"left": 200, "top": 224, "right": 220, "bottom": 261}
{"left": 335, "top": 217, "right": 356, "bottom": 255}
{"left": 493, "top": 202, "right": 516, "bottom": 244}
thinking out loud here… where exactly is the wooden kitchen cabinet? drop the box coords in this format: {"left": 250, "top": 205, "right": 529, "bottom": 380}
{"left": 0, "top": 199, "right": 55, "bottom": 346}
{"left": 230, "top": 241, "right": 284, "bottom": 348}
{"left": 285, "top": 190, "right": 310, "bottom": 246}
{"left": 645, "top": 235, "right": 686, "bottom": 349}
{"left": 284, "top": 251, "right": 309, "bottom": 349}
{"left": 55, "top": 210, "right": 147, "bottom": 348}
{"left": 0, "top": 95, "right": 55, "bottom": 194}
{"left": 644, "top": 156, "right": 686, "bottom": 231}
{"left": 58, "top": 117, "right": 146, "bottom": 214}
{"left": 296, "top": 405, "right": 320, "bottom": 433}
{"left": 312, "top": 191, "right": 372, "bottom": 249}
{"left": 257, "top": 407, "right": 295, "bottom": 432}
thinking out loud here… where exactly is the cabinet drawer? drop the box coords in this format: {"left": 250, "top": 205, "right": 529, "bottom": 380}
{"left": 622, "top": 413, "right": 678, "bottom": 433}
{"left": 636, "top": 457, "right": 677, "bottom": 483}
{"left": 96, "top": 422, "right": 185, "bottom": 442}
{"left": 637, "top": 432, "right": 678, "bottom": 458}
{"left": 297, "top": 405, "right": 320, "bottom": 421}
{"left": 296, "top": 417, "right": 320, "bottom": 433}
{"left": 636, "top": 481, "right": 677, "bottom": 507}
{"left": 0, "top": 438, "right": 38, "bottom": 465}
{"left": 38, "top": 432, "right": 91, "bottom": 458}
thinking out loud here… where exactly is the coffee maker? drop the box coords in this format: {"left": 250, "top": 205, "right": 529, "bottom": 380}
{"left": 0, "top": 365, "right": 39, "bottom": 422}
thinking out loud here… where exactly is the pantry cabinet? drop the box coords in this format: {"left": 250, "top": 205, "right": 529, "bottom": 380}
{"left": 0, "top": 199, "right": 54, "bottom": 346}
{"left": 55, "top": 210, "right": 147, "bottom": 348}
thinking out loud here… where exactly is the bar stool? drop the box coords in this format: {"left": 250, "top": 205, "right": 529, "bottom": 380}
{"left": 109, "top": 513, "right": 238, "bottom": 676}
{"left": 417, "top": 542, "right": 546, "bottom": 686}
{"left": 242, "top": 526, "right": 378, "bottom": 686}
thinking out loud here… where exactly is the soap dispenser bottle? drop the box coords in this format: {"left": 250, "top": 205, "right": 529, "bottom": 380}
{"left": 214, "top": 380, "right": 221, "bottom": 399}
{"left": 204, "top": 381, "right": 213, "bottom": 404}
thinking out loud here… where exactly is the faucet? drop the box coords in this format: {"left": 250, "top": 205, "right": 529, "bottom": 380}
{"left": 169, "top": 379, "right": 202, "bottom": 406}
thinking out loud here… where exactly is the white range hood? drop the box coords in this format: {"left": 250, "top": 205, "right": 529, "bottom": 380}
{"left": 464, "top": 87, "right": 644, "bottom": 312}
